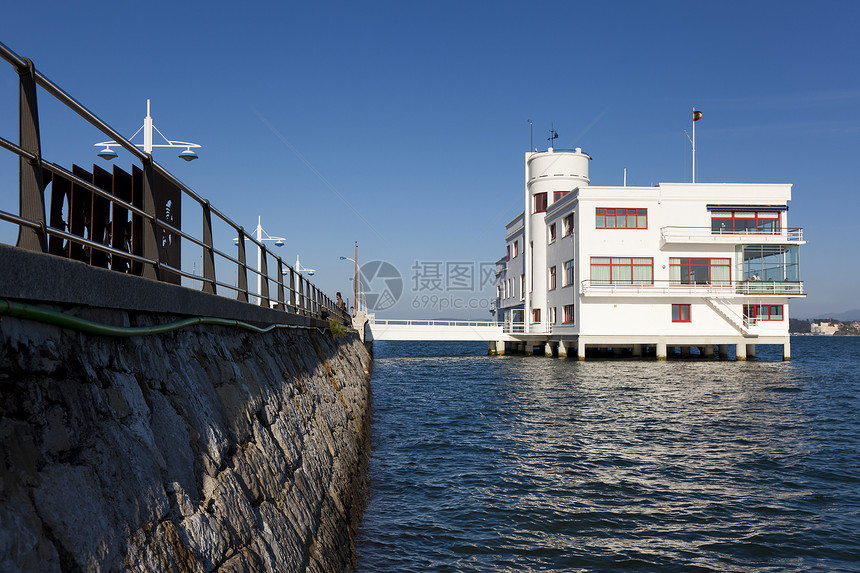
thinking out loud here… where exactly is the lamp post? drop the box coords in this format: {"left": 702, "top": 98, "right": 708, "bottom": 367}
{"left": 234, "top": 216, "right": 285, "bottom": 305}
{"left": 95, "top": 99, "right": 202, "bottom": 161}
{"left": 295, "top": 255, "right": 316, "bottom": 276}
{"left": 339, "top": 242, "right": 359, "bottom": 313}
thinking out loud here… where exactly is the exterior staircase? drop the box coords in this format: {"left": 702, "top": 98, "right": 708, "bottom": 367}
{"left": 705, "top": 298, "right": 757, "bottom": 337}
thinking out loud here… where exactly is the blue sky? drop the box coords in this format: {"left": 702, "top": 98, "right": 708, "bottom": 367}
{"left": 2, "top": 1, "right": 858, "bottom": 319}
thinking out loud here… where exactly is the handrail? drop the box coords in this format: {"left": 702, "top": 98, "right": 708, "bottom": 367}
{"left": 661, "top": 226, "right": 804, "bottom": 242}
{"left": 0, "top": 41, "right": 350, "bottom": 327}
{"left": 580, "top": 279, "right": 805, "bottom": 296}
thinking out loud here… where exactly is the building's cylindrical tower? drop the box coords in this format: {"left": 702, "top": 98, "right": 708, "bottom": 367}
{"left": 524, "top": 147, "right": 590, "bottom": 332}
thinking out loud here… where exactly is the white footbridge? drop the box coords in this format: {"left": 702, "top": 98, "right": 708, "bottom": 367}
{"left": 366, "top": 317, "right": 512, "bottom": 341}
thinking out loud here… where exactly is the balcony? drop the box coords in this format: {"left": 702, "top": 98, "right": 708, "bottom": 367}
{"left": 660, "top": 227, "right": 804, "bottom": 246}
{"left": 580, "top": 279, "right": 805, "bottom": 297}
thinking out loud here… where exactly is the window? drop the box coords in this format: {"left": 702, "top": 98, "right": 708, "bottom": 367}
{"left": 554, "top": 191, "right": 569, "bottom": 202}
{"left": 590, "top": 257, "right": 653, "bottom": 285}
{"left": 672, "top": 304, "right": 691, "bottom": 322}
{"left": 712, "top": 211, "right": 780, "bottom": 235}
{"left": 506, "top": 245, "right": 510, "bottom": 261}
{"left": 549, "top": 307, "right": 557, "bottom": 324}
{"left": 549, "top": 223, "right": 556, "bottom": 243}
{"left": 520, "top": 274, "right": 525, "bottom": 300}
{"left": 534, "top": 192, "right": 548, "bottom": 213}
{"left": 513, "top": 240, "right": 519, "bottom": 258}
{"left": 564, "top": 259, "right": 575, "bottom": 286}
{"left": 532, "top": 308, "right": 541, "bottom": 324}
{"left": 670, "top": 258, "right": 731, "bottom": 285}
{"left": 549, "top": 266, "right": 557, "bottom": 290}
{"left": 744, "top": 305, "right": 784, "bottom": 323}
{"left": 596, "top": 208, "right": 647, "bottom": 229}
{"left": 563, "top": 214, "right": 574, "bottom": 236}
{"left": 563, "top": 304, "right": 575, "bottom": 323}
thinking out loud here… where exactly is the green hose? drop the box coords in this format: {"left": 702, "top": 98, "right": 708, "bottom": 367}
{"left": 0, "top": 299, "right": 328, "bottom": 337}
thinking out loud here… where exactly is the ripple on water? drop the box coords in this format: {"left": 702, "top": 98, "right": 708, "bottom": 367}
{"left": 356, "top": 338, "right": 860, "bottom": 572}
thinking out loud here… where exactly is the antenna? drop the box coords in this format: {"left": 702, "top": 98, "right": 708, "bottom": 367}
{"left": 528, "top": 119, "right": 533, "bottom": 151}
{"left": 547, "top": 123, "right": 559, "bottom": 148}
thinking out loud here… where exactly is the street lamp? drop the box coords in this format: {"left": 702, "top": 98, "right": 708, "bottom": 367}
{"left": 234, "top": 216, "right": 285, "bottom": 305}
{"left": 339, "top": 242, "right": 359, "bottom": 312}
{"left": 295, "top": 255, "right": 315, "bottom": 276}
{"left": 95, "top": 99, "right": 202, "bottom": 161}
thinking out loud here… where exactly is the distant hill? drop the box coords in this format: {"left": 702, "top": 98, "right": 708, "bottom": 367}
{"left": 812, "top": 309, "right": 860, "bottom": 322}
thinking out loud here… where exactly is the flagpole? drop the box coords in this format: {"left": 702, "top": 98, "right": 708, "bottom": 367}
{"left": 692, "top": 107, "right": 696, "bottom": 183}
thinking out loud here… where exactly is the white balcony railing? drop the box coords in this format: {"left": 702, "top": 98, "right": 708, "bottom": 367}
{"left": 580, "top": 279, "right": 804, "bottom": 297}
{"left": 660, "top": 227, "right": 804, "bottom": 244}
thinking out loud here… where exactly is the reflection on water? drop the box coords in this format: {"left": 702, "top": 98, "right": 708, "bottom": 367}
{"left": 357, "top": 338, "right": 860, "bottom": 572}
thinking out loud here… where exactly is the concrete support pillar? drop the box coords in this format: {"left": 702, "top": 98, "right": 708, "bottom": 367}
{"left": 577, "top": 343, "right": 586, "bottom": 361}
{"left": 736, "top": 343, "right": 747, "bottom": 361}
{"left": 545, "top": 342, "right": 554, "bottom": 357}
{"left": 558, "top": 341, "right": 568, "bottom": 358}
{"left": 632, "top": 344, "right": 642, "bottom": 357}
{"left": 783, "top": 339, "right": 791, "bottom": 361}
{"left": 488, "top": 341, "right": 496, "bottom": 355}
{"left": 524, "top": 344, "right": 534, "bottom": 356}
{"left": 746, "top": 344, "right": 756, "bottom": 359}
{"left": 704, "top": 345, "right": 715, "bottom": 358}
{"left": 656, "top": 342, "right": 667, "bottom": 360}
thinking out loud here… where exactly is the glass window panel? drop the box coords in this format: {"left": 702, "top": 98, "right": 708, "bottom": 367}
{"left": 596, "top": 208, "right": 605, "bottom": 214}
{"left": 592, "top": 257, "right": 610, "bottom": 265}
{"left": 637, "top": 215, "right": 647, "bottom": 228}
{"left": 711, "top": 265, "right": 730, "bottom": 284}
{"left": 613, "top": 264, "right": 632, "bottom": 284}
{"left": 627, "top": 215, "right": 637, "bottom": 228}
{"left": 771, "top": 305, "right": 783, "bottom": 319}
{"left": 672, "top": 305, "right": 681, "bottom": 321}
{"left": 670, "top": 265, "right": 681, "bottom": 283}
{"left": 632, "top": 264, "right": 652, "bottom": 284}
{"left": 632, "top": 258, "right": 651, "bottom": 265}
{"left": 596, "top": 215, "right": 605, "bottom": 228}
{"left": 637, "top": 208, "right": 647, "bottom": 215}
{"left": 591, "top": 263, "right": 611, "bottom": 284}
{"left": 735, "top": 212, "right": 755, "bottom": 218}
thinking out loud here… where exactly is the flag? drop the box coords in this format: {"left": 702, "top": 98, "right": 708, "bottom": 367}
{"left": 693, "top": 110, "right": 703, "bottom": 121}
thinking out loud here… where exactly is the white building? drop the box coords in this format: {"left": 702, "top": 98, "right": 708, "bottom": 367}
{"left": 494, "top": 147, "right": 805, "bottom": 360}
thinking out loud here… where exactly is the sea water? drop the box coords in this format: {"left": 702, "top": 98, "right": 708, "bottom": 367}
{"left": 355, "top": 337, "right": 860, "bottom": 572}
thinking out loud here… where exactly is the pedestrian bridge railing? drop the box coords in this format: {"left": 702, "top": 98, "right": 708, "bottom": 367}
{"left": 0, "top": 41, "right": 348, "bottom": 325}
{"left": 366, "top": 317, "right": 505, "bottom": 341}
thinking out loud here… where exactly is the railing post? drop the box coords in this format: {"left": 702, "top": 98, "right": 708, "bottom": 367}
{"left": 140, "top": 157, "right": 160, "bottom": 280}
{"left": 201, "top": 200, "right": 216, "bottom": 294}
{"left": 289, "top": 268, "right": 296, "bottom": 313}
{"left": 16, "top": 58, "right": 47, "bottom": 253}
{"left": 298, "top": 276, "right": 305, "bottom": 315}
{"left": 259, "top": 245, "right": 269, "bottom": 307}
{"left": 236, "top": 226, "right": 248, "bottom": 303}
{"left": 277, "top": 259, "right": 285, "bottom": 311}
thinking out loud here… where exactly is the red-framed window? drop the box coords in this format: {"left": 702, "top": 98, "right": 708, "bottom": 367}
{"left": 744, "top": 305, "right": 784, "bottom": 322}
{"left": 672, "top": 304, "right": 691, "bottom": 322}
{"left": 712, "top": 211, "right": 781, "bottom": 235}
{"left": 549, "top": 266, "right": 557, "bottom": 290}
{"left": 590, "top": 257, "right": 653, "bottom": 285}
{"left": 596, "top": 208, "right": 647, "bottom": 229}
{"left": 531, "top": 308, "right": 541, "bottom": 324}
{"left": 554, "top": 191, "right": 569, "bottom": 202}
{"left": 534, "top": 192, "right": 548, "bottom": 213}
{"left": 670, "top": 258, "right": 731, "bottom": 285}
{"left": 563, "top": 214, "right": 574, "bottom": 236}
{"left": 563, "top": 304, "right": 575, "bottom": 323}
{"left": 563, "top": 259, "right": 575, "bottom": 286}
{"left": 549, "top": 223, "right": 556, "bottom": 243}
{"left": 506, "top": 245, "right": 510, "bottom": 261}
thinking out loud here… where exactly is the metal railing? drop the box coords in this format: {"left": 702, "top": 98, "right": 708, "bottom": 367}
{"left": 369, "top": 318, "right": 499, "bottom": 328}
{"left": 661, "top": 226, "right": 804, "bottom": 243}
{"left": 0, "top": 42, "right": 349, "bottom": 326}
{"left": 580, "top": 279, "right": 804, "bottom": 297}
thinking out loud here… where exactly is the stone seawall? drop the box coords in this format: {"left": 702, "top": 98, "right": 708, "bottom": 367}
{"left": 0, "top": 306, "right": 372, "bottom": 572}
